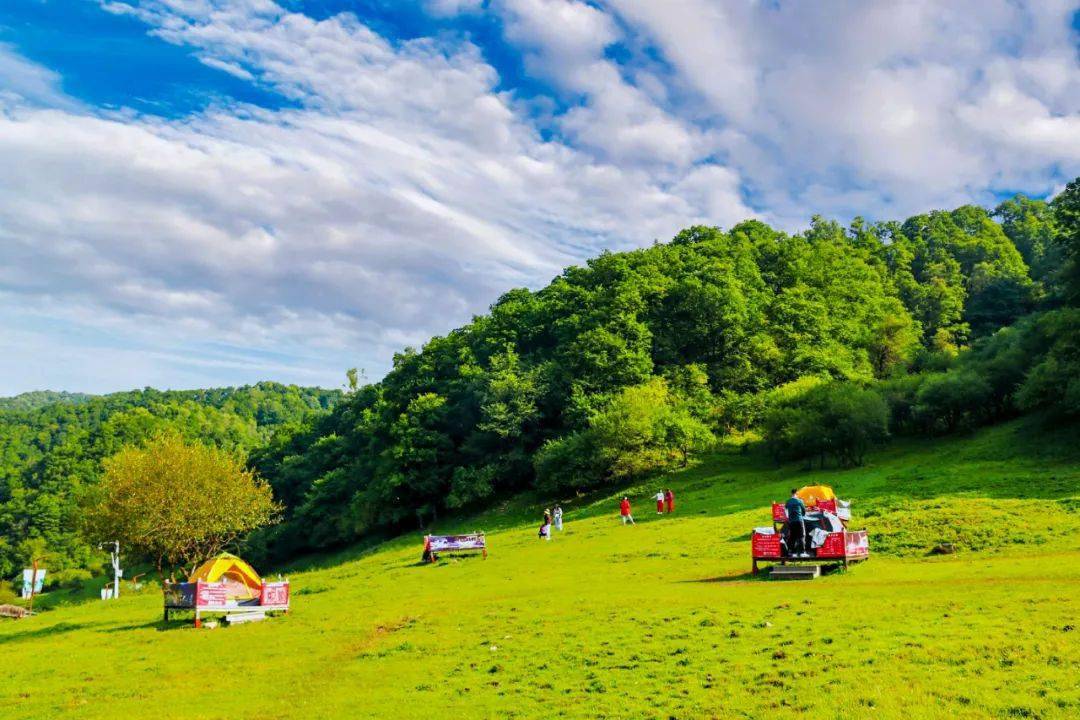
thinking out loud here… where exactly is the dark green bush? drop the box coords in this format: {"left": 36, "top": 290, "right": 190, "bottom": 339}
{"left": 913, "top": 371, "right": 994, "bottom": 433}
{"left": 764, "top": 382, "right": 889, "bottom": 467}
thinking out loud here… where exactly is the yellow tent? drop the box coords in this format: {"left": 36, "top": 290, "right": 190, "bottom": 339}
{"left": 188, "top": 553, "right": 263, "bottom": 600}
{"left": 796, "top": 485, "right": 836, "bottom": 507}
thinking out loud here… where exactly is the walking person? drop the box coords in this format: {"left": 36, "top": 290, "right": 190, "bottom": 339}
{"left": 553, "top": 505, "right": 563, "bottom": 531}
{"left": 664, "top": 488, "right": 675, "bottom": 514}
{"left": 620, "top": 497, "right": 635, "bottom": 525}
{"left": 542, "top": 508, "right": 553, "bottom": 541}
{"left": 655, "top": 490, "right": 665, "bottom": 514}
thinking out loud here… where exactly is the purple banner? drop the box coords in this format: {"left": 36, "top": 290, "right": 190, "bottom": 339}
{"left": 428, "top": 534, "right": 485, "bottom": 552}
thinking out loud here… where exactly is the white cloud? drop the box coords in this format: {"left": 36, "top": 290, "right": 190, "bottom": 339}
{"left": 604, "top": 0, "right": 1080, "bottom": 219}
{"left": 0, "top": 1, "right": 754, "bottom": 393}
{"left": 0, "top": 43, "right": 79, "bottom": 109}
{"left": 0, "top": 0, "right": 1076, "bottom": 394}
{"left": 494, "top": 0, "right": 719, "bottom": 168}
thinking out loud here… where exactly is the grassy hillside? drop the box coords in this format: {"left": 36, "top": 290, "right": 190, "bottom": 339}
{"left": 2, "top": 418, "right": 1079, "bottom": 719}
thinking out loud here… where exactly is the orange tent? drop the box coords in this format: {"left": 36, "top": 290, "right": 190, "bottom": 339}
{"left": 796, "top": 485, "right": 836, "bottom": 507}
{"left": 188, "top": 553, "right": 263, "bottom": 600}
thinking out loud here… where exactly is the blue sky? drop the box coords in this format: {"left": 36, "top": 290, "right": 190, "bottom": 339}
{"left": 0, "top": 0, "right": 1078, "bottom": 395}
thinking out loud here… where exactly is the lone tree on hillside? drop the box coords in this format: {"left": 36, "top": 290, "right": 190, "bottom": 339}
{"left": 83, "top": 434, "right": 279, "bottom": 578}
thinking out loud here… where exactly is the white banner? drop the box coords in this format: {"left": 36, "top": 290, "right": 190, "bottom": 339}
{"left": 21, "top": 569, "right": 46, "bottom": 598}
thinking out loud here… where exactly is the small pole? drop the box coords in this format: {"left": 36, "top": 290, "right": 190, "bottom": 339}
{"left": 27, "top": 558, "right": 39, "bottom": 615}
{"left": 111, "top": 542, "right": 121, "bottom": 600}
{"left": 99, "top": 541, "right": 121, "bottom": 600}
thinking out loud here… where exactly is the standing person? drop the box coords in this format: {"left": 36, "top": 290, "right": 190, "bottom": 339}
{"left": 620, "top": 497, "right": 635, "bottom": 525}
{"left": 655, "top": 490, "right": 665, "bottom": 514}
{"left": 553, "top": 505, "right": 563, "bottom": 531}
{"left": 664, "top": 488, "right": 675, "bottom": 514}
{"left": 542, "top": 509, "right": 552, "bottom": 541}
{"left": 784, "top": 488, "right": 807, "bottom": 557}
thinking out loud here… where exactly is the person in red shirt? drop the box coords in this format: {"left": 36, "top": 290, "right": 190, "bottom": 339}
{"left": 664, "top": 488, "right": 675, "bottom": 514}
{"left": 619, "top": 497, "right": 635, "bottom": 525}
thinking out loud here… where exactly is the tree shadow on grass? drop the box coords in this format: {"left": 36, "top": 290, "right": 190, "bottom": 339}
{"left": 0, "top": 620, "right": 110, "bottom": 645}
{"left": 99, "top": 619, "right": 166, "bottom": 633}
{"left": 678, "top": 571, "right": 765, "bottom": 584}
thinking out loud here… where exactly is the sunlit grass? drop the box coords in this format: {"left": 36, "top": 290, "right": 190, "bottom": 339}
{"left": 2, "top": 417, "right": 1079, "bottom": 719}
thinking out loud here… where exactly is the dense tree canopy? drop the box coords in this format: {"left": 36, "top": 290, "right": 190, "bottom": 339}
{"left": 247, "top": 189, "right": 1075, "bottom": 562}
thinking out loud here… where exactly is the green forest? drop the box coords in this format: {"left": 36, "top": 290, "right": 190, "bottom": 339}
{"left": 4, "top": 178, "right": 1079, "bottom": 582}
{"left": 0, "top": 383, "right": 340, "bottom": 582}
{"left": 246, "top": 178, "right": 1080, "bottom": 562}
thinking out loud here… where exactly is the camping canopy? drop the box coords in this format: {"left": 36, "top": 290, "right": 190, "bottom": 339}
{"left": 796, "top": 485, "right": 836, "bottom": 507}
{"left": 188, "top": 553, "right": 263, "bottom": 599}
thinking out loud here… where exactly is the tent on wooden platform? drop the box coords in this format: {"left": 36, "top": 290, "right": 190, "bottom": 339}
{"left": 188, "top": 553, "right": 263, "bottom": 600}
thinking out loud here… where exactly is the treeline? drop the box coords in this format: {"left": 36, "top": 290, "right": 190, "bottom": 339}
{"left": 0, "top": 391, "right": 94, "bottom": 412}
{"left": 0, "top": 383, "right": 340, "bottom": 581}
{"left": 247, "top": 180, "right": 1079, "bottom": 563}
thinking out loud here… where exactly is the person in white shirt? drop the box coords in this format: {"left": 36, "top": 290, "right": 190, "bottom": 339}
{"left": 553, "top": 505, "right": 563, "bottom": 531}
{"left": 655, "top": 490, "right": 665, "bottom": 514}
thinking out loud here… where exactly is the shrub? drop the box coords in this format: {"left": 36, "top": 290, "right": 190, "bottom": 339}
{"left": 878, "top": 373, "right": 925, "bottom": 435}
{"left": 764, "top": 382, "right": 889, "bottom": 467}
{"left": 914, "top": 371, "right": 994, "bottom": 433}
{"left": 46, "top": 568, "right": 93, "bottom": 590}
{"left": 535, "top": 379, "right": 714, "bottom": 492}
{"left": 535, "top": 430, "right": 602, "bottom": 492}
{"left": 1015, "top": 309, "right": 1080, "bottom": 417}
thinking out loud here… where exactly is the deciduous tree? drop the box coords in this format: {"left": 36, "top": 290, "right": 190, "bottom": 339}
{"left": 83, "top": 434, "right": 279, "bottom": 577}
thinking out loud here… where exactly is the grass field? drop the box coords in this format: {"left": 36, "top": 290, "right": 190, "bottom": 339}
{"left": 3, "top": 418, "right": 1080, "bottom": 719}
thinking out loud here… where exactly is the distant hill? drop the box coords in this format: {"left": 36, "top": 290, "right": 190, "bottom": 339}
{"left": 0, "top": 390, "right": 95, "bottom": 411}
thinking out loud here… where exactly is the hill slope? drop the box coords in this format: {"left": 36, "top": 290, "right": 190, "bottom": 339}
{"left": 2, "top": 418, "right": 1079, "bottom": 720}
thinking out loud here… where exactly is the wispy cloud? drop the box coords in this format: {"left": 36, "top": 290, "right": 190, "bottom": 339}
{"left": 0, "top": 0, "right": 1076, "bottom": 394}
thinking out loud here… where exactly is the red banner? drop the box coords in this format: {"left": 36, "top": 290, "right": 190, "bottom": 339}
{"left": 818, "top": 532, "right": 845, "bottom": 557}
{"left": 845, "top": 530, "right": 869, "bottom": 557}
{"left": 196, "top": 581, "right": 227, "bottom": 607}
{"left": 752, "top": 532, "right": 781, "bottom": 558}
{"left": 260, "top": 582, "right": 290, "bottom": 606}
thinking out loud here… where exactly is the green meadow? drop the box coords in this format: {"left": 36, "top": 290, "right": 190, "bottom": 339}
{"left": 3, "top": 417, "right": 1079, "bottom": 720}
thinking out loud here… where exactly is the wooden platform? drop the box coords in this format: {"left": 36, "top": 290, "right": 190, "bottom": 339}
{"left": 225, "top": 610, "right": 267, "bottom": 625}
{"left": 769, "top": 564, "right": 821, "bottom": 580}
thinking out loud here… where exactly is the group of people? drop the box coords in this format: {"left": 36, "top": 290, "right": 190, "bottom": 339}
{"left": 538, "top": 505, "right": 563, "bottom": 540}
{"left": 537, "top": 488, "right": 677, "bottom": 538}
{"left": 618, "top": 488, "right": 675, "bottom": 526}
